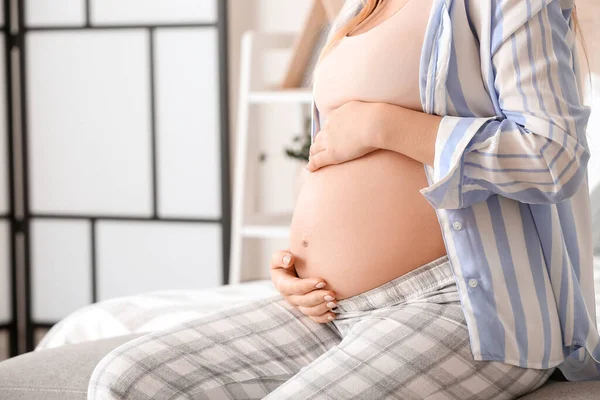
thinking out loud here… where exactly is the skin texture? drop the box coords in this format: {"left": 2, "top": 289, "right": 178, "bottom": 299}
{"left": 269, "top": 249, "right": 337, "bottom": 323}
{"left": 306, "top": 100, "right": 440, "bottom": 171}
{"left": 272, "top": 100, "right": 443, "bottom": 322}
{"left": 291, "top": 100, "right": 447, "bottom": 299}
{"left": 271, "top": 0, "right": 444, "bottom": 322}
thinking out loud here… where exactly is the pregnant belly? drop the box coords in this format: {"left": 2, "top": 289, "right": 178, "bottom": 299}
{"left": 289, "top": 149, "right": 447, "bottom": 300}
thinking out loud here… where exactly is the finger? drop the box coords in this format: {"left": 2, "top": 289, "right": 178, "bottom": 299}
{"left": 309, "top": 312, "right": 337, "bottom": 324}
{"left": 270, "top": 267, "right": 299, "bottom": 294}
{"left": 288, "top": 289, "right": 336, "bottom": 308}
{"left": 270, "top": 249, "right": 294, "bottom": 269}
{"left": 283, "top": 294, "right": 299, "bottom": 308}
{"left": 298, "top": 300, "right": 338, "bottom": 317}
{"left": 272, "top": 271, "right": 326, "bottom": 296}
{"left": 306, "top": 152, "right": 328, "bottom": 172}
{"left": 309, "top": 141, "right": 325, "bottom": 158}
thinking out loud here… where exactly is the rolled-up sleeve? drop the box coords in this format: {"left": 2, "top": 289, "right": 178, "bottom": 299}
{"left": 420, "top": 0, "right": 591, "bottom": 210}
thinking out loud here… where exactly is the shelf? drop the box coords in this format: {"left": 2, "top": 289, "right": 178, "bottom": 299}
{"left": 248, "top": 88, "right": 312, "bottom": 104}
{"left": 241, "top": 212, "right": 293, "bottom": 238}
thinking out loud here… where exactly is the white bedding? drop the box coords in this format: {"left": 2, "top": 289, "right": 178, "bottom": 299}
{"left": 36, "top": 280, "right": 279, "bottom": 350}
{"left": 37, "top": 257, "right": 600, "bottom": 351}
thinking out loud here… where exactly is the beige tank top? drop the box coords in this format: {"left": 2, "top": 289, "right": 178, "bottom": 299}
{"left": 313, "top": 0, "right": 433, "bottom": 125}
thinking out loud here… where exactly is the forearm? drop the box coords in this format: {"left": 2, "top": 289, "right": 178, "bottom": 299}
{"left": 368, "top": 102, "right": 441, "bottom": 167}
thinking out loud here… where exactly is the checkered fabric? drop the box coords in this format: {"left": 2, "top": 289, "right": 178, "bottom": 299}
{"left": 88, "top": 255, "right": 554, "bottom": 399}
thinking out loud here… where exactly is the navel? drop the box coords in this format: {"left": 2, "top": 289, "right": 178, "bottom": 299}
{"left": 302, "top": 232, "right": 309, "bottom": 247}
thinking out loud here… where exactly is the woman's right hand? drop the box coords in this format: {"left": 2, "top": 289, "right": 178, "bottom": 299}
{"left": 270, "top": 249, "right": 337, "bottom": 323}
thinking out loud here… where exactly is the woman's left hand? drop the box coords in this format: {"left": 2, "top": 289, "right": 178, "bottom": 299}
{"left": 306, "top": 100, "right": 379, "bottom": 172}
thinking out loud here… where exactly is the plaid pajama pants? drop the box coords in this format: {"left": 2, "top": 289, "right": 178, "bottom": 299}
{"left": 88, "top": 255, "right": 554, "bottom": 400}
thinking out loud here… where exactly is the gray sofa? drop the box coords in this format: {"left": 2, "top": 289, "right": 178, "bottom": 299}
{"left": 0, "top": 334, "right": 599, "bottom": 400}
{"left": 522, "top": 380, "right": 600, "bottom": 400}
{"left": 0, "top": 334, "right": 143, "bottom": 400}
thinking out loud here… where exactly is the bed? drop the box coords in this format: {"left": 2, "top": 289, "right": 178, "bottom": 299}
{"left": 22, "top": 256, "right": 600, "bottom": 400}
{"left": 36, "top": 279, "right": 279, "bottom": 350}
{"left": 37, "top": 257, "right": 600, "bottom": 351}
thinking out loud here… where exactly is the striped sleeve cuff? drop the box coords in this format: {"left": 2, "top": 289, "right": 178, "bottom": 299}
{"left": 419, "top": 116, "right": 496, "bottom": 209}
{"left": 420, "top": 114, "right": 590, "bottom": 210}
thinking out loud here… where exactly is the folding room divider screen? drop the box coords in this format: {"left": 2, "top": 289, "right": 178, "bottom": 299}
{"left": 0, "top": 0, "right": 231, "bottom": 357}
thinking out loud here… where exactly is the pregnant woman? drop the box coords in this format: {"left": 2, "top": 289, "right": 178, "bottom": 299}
{"left": 88, "top": 0, "right": 599, "bottom": 398}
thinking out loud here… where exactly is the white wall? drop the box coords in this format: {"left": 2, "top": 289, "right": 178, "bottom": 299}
{"left": 227, "top": 0, "right": 314, "bottom": 280}
{"left": 576, "top": 2, "right": 600, "bottom": 320}
{"left": 586, "top": 74, "right": 600, "bottom": 191}
{"left": 227, "top": 0, "right": 312, "bottom": 166}
{"left": 578, "top": 2, "right": 600, "bottom": 191}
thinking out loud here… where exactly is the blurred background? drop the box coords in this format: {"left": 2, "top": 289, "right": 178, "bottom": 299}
{"left": 0, "top": 0, "right": 598, "bottom": 361}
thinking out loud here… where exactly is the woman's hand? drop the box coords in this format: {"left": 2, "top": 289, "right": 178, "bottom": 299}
{"left": 306, "top": 100, "right": 379, "bottom": 172}
{"left": 270, "top": 249, "right": 338, "bottom": 323}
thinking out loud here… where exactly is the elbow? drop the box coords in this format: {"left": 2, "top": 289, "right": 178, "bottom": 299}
{"left": 542, "top": 146, "right": 590, "bottom": 203}
{"left": 512, "top": 122, "right": 591, "bottom": 203}
{"left": 461, "top": 143, "right": 590, "bottom": 206}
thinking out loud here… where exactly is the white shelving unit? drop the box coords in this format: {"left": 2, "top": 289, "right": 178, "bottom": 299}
{"left": 229, "top": 31, "right": 312, "bottom": 284}
{"left": 241, "top": 212, "right": 295, "bottom": 239}
{"left": 248, "top": 89, "right": 313, "bottom": 104}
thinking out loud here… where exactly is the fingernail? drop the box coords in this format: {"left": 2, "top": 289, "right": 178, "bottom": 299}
{"left": 326, "top": 302, "right": 337, "bottom": 308}
{"left": 315, "top": 282, "right": 326, "bottom": 289}
{"left": 327, "top": 315, "right": 334, "bottom": 321}
{"left": 324, "top": 295, "right": 334, "bottom": 301}
{"left": 282, "top": 254, "right": 291, "bottom": 266}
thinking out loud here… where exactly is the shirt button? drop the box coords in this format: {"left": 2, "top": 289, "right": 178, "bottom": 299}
{"left": 468, "top": 279, "right": 478, "bottom": 288}
{"left": 452, "top": 221, "right": 463, "bottom": 231}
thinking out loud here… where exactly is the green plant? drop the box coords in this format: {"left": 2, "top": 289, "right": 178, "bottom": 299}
{"left": 284, "top": 117, "right": 312, "bottom": 162}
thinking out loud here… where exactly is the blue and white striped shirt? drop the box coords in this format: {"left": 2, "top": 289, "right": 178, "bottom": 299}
{"left": 311, "top": 0, "right": 599, "bottom": 381}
